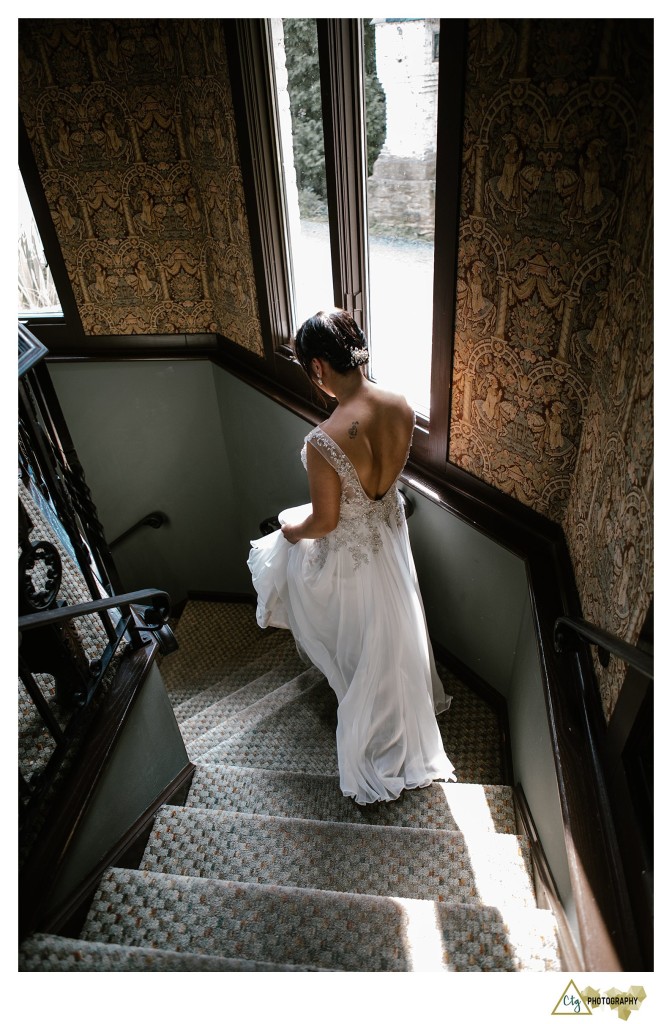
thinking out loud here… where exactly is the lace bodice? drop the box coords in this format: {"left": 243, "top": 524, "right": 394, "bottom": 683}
{"left": 301, "top": 425, "right": 407, "bottom": 570}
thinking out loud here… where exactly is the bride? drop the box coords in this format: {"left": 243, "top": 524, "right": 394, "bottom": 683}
{"left": 248, "top": 308, "right": 456, "bottom": 805}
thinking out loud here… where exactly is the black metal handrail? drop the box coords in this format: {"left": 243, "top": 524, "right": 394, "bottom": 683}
{"left": 19, "top": 588, "right": 171, "bottom": 634}
{"left": 19, "top": 585, "right": 177, "bottom": 821}
{"left": 554, "top": 616, "right": 653, "bottom": 680}
{"left": 109, "top": 511, "right": 169, "bottom": 549}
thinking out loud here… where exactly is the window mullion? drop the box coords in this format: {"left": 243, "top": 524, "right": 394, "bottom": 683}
{"left": 227, "top": 20, "right": 295, "bottom": 358}
{"left": 19, "top": 117, "right": 80, "bottom": 334}
{"left": 317, "top": 19, "right": 369, "bottom": 337}
{"left": 426, "top": 18, "right": 468, "bottom": 468}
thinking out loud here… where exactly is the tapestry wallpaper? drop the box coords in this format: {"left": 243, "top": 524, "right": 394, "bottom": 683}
{"left": 450, "top": 19, "right": 653, "bottom": 718}
{"left": 19, "top": 18, "right": 653, "bottom": 721}
{"left": 18, "top": 19, "right": 263, "bottom": 354}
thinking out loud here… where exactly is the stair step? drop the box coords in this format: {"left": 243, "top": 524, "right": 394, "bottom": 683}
{"left": 160, "top": 601, "right": 290, "bottom": 706}
{"left": 140, "top": 806, "right": 537, "bottom": 908}
{"left": 20, "top": 600, "right": 563, "bottom": 973}
{"left": 176, "top": 649, "right": 308, "bottom": 748}
{"left": 186, "top": 764, "right": 518, "bottom": 834}
{"left": 80, "top": 868, "right": 560, "bottom": 971}
{"left": 198, "top": 675, "right": 340, "bottom": 774}
{"left": 19, "top": 932, "right": 327, "bottom": 972}
{"left": 173, "top": 644, "right": 305, "bottom": 727}
{"left": 187, "top": 668, "right": 324, "bottom": 760}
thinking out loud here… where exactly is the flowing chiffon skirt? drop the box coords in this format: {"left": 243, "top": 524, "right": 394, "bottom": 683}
{"left": 248, "top": 501, "right": 456, "bottom": 805}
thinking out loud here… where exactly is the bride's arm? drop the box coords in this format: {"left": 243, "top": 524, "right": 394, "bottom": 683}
{"left": 281, "top": 443, "right": 341, "bottom": 544}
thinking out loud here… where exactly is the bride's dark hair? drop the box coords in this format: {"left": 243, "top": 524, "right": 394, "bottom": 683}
{"left": 294, "top": 308, "right": 369, "bottom": 379}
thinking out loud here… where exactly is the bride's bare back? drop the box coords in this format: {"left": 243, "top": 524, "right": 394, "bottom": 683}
{"left": 321, "top": 386, "right": 414, "bottom": 501}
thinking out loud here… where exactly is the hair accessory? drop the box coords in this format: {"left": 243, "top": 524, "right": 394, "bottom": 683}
{"left": 350, "top": 347, "right": 369, "bottom": 366}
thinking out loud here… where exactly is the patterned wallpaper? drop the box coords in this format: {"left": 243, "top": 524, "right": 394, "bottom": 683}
{"left": 450, "top": 19, "right": 653, "bottom": 718}
{"left": 19, "top": 19, "right": 653, "bottom": 720}
{"left": 18, "top": 19, "right": 263, "bottom": 353}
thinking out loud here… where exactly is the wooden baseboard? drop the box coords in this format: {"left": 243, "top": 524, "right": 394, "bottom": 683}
{"left": 514, "top": 783, "right": 585, "bottom": 972}
{"left": 186, "top": 590, "right": 257, "bottom": 605}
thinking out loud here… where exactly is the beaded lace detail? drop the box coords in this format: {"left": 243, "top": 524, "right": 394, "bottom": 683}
{"left": 301, "top": 425, "right": 409, "bottom": 571}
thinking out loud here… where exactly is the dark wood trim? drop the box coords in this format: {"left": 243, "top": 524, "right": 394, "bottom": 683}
{"left": 607, "top": 601, "right": 653, "bottom": 756}
{"left": 225, "top": 19, "right": 293, "bottom": 357}
{"left": 524, "top": 541, "right": 643, "bottom": 971}
{"left": 428, "top": 18, "right": 468, "bottom": 467}
{"left": 402, "top": 457, "right": 563, "bottom": 555}
{"left": 41, "top": 761, "right": 196, "bottom": 938}
{"left": 19, "top": 114, "right": 85, "bottom": 338}
{"left": 432, "top": 639, "right": 513, "bottom": 788}
{"left": 186, "top": 590, "right": 257, "bottom": 605}
{"left": 36, "top": 331, "right": 219, "bottom": 358}
{"left": 213, "top": 332, "right": 327, "bottom": 424}
{"left": 318, "top": 19, "right": 369, "bottom": 331}
{"left": 19, "top": 619, "right": 160, "bottom": 940}
{"left": 602, "top": 677, "right": 653, "bottom": 969}
{"left": 514, "top": 784, "right": 585, "bottom": 973}
{"left": 600, "top": 601, "right": 653, "bottom": 969}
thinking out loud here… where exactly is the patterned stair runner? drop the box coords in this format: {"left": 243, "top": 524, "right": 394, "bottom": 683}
{"left": 20, "top": 600, "right": 562, "bottom": 972}
{"left": 183, "top": 666, "right": 322, "bottom": 759}
{"left": 185, "top": 764, "right": 517, "bottom": 832}
{"left": 18, "top": 932, "right": 328, "bottom": 972}
{"left": 172, "top": 644, "right": 306, "bottom": 725}
{"left": 140, "top": 806, "right": 537, "bottom": 908}
{"left": 77, "top": 869, "right": 560, "bottom": 972}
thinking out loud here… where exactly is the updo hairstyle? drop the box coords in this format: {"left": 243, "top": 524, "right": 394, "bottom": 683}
{"left": 294, "top": 308, "right": 369, "bottom": 381}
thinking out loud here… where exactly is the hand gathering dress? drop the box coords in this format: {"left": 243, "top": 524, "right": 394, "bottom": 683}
{"left": 247, "top": 424, "right": 456, "bottom": 805}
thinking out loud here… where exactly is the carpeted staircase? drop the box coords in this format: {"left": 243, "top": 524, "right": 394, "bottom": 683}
{"left": 19, "top": 600, "right": 562, "bottom": 972}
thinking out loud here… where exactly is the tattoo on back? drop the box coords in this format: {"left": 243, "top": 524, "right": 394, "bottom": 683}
{"left": 348, "top": 420, "right": 359, "bottom": 438}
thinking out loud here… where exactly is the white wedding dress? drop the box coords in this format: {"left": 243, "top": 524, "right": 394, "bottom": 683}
{"left": 247, "top": 424, "right": 456, "bottom": 805}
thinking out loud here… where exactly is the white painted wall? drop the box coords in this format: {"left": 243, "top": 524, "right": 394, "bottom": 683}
{"left": 48, "top": 359, "right": 248, "bottom": 605}
{"left": 404, "top": 484, "right": 529, "bottom": 696}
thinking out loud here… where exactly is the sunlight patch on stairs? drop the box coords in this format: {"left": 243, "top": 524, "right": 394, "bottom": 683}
{"left": 394, "top": 897, "right": 447, "bottom": 972}
{"left": 439, "top": 781, "right": 502, "bottom": 833}
{"left": 20, "top": 600, "right": 563, "bottom": 972}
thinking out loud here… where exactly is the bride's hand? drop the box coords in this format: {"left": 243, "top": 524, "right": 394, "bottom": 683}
{"left": 281, "top": 523, "right": 299, "bottom": 544}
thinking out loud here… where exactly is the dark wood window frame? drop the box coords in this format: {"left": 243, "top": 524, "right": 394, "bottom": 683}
{"left": 18, "top": 117, "right": 83, "bottom": 346}
{"left": 225, "top": 17, "right": 469, "bottom": 475}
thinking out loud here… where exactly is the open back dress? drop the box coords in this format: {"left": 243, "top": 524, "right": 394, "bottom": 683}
{"left": 247, "top": 424, "right": 456, "bottom": 805}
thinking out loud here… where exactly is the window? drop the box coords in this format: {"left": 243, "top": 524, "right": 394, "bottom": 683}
{"left": 18, "top": 170, "right": 62, "bottom": 317}
{"left": 271, "top": 19, "right": 332, "bottom": 329}
{"left": 364, "top": 19, "right": 439, "bottom": 416}
{"left": 228, "top": 18, "right": 466, "bottom": 475}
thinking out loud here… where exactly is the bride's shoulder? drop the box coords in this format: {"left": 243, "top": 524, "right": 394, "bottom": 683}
{"left": 371, "top": 382, "right": 411, "bottom": 409}
{"left": 376, "top": 389, "right": 414, "bottom": 426}
{"left": 313, "top": 415, "right": 335, "bottom": 438}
